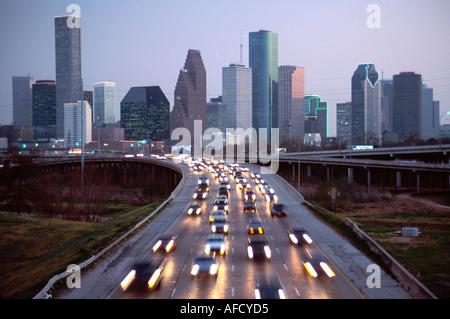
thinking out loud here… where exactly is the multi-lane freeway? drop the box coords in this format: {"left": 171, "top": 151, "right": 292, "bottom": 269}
{"left": 57, "top": 158, "right": 411, "bottom": 299}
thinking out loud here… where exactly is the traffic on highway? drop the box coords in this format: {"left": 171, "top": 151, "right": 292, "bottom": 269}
{"left": 109, "top": 157, "right": 361, "bottom": 299}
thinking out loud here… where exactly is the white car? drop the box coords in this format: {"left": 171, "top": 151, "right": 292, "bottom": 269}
{"left": 204, "top": 234, "right": 227, "bottom": 255}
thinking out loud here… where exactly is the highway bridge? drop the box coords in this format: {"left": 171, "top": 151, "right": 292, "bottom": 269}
{"left": 30, "top": 156, "right": 411, "bottom": 299}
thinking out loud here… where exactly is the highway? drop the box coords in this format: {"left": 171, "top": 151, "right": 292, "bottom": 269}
{"left": 57, "top": 159, "right": 411, "bottom": 299}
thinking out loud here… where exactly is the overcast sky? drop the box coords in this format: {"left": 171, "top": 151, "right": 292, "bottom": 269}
{"left": 1, "top": 0, "right": 450, "bottom": 136}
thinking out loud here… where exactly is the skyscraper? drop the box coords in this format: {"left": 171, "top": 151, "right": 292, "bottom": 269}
{"left": 392, "top": 71, "right": 422, "bottom": 141}
{"left": 222, "top": 63, "right": 252, "bottom": 131}
{"left": 304, "top": 95, "right": 328, "bottom": 141}
{"left": 55, "top": 15, "right": 83, "bottom": 139}
{"left": 249, "top": 30, "right": 278, "bottom": 142}
{"left": 64, "top": 100, "right": 91, "bottom": 147}
{"left": 421, "top": 82, "right": 440, "bottom": 140}
{"left": 278, "top": 66, "right": 304, "bottom": 142}
{"left": 94, "top": 82, "right": 116, "bottom": 126}
{"left": 170, "top": 49, "right": 207, "bottom": 147}
{"left": 12, "top": 74, "right": 34, "bottom": 127}
{"left": 351, "top": 63, "right": 381, "bottom": 145}
{"left": 121, "top": 86, "right": 170, "bottom": 142}
{"left": 32, "top": 80, "right": 56, "bottom": 139}
{"left": 336, "top": 101, "right": 352, "bottom": 147}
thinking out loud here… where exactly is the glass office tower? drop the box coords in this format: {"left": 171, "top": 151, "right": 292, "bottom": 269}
{"left": 32, "top": 80, "right": 56, "bottom": 139}
{"left": 351, "top": 63, "right": 381, "bottom": 145}
{"left": 55, "top": 15, "right": 83, "bottom": 139}
{"left": 94, "top": 82, "right": 116, "bottom": 126}
{"left": 121, "top": 86, "right": 170, "bottom": 142}
{"left": 249, "top": 30, "right": 278, "bottom": 142}
{"left": 12, "top": 74, "right": 34, "bottom": 127}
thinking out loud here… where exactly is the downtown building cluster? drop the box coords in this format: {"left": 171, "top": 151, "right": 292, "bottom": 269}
{"left": 3, "top": 17, "right": 443, "bottom": 155}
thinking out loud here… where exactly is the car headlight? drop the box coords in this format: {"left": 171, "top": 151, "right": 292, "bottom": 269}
{"left": 121, "top": 270, "right": 136, "bottom": 290}
{"left": 278, "top": 289, "right": 286, "bottom": 299}
{"left": 196, "top": 208, "right": 201, "bottom": 215}
{"left": 214, "top": 205, "right": 218, "bottom": 211}
{"left": 224, "top": 224, "right": 228, "bottom": 232}
{"left": 193, "top": 193, "right": 197, "bottom": 199}
{"left": 209, "top": 263, "right": 218, "bottom": 275}
{"left": 191, "top": 264, "right": 199, "bottom": 276}
{"left": 165, "top": 239, "right": 174, "bottom": 252}
{"left": 212, "top": 225, "right": 216, "bottom": 232}
{"left": 247, "top": 246, "right": 254, "bottom": 259}
{"left": 224, "top": 205, "right": 228, "bottom": 211}
{"left": 274, "top": 195, "right": 278, "bottom": 202}
{"left": 188, "top": 208, "right": 193, "bottom": 215}
{"left": 220, "top": 244, "right": 226, "bottom": 254}
{"left": 303, "top": 234, "right": 313, "bottom": 244}
{"left": 265, "top": 195, "right": 270, "bottom": 202}
{"left": 205, "top": 245, "right": 211, "bottom": 254}
{"left": 148, "top": 269, "right": 161, "bottom": 288}
{"left": 289, "top": 234, "right": 299, "bottom": 244}
{"left": 320, "top": 262, "right": 335, "bottom": 277}
{"left": 152, "top": 240, "right": 162, "bottom": 252}
{"left": 254, "top": 288, "right": 261, "bottom": 299}
{"left": 264, "top": 245, "right": 271, "bottom": 258}
{"left": 202, "top": 192, "right": 207, "bottom": 198}
{"left": 304, "top": 262, "right": 318, "bottom": 277}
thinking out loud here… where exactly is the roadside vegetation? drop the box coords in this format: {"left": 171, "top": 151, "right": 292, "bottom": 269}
{"left": 297, "top": 179, "right": 450, "bottom": 299}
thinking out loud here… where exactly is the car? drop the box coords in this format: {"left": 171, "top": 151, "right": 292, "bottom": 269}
{"left": 247, "top": 218, "right": 264, "bottom": 234}
{"left": 301, "top": 247, "right": 336, "bottom": 278}
{"left": 193, "top": 185, "right": 209, "bottom": 200}
{"left": 220, "top": 181, "right": 231, "bottom": 189}
{"left": 190, "top": 254, "right": 219, "bottom": 278}
{"left": 213, "top": 197, "right": 229, "bottom": 213}
{"left": 254, "top": 275, "right": 287, "bottom": 299}
{"left": 239, "top": 182, "right": 251, "bottom": 189}
{"left": 198, "top": 176, "right": 209, "bottom": 186}
{"left": 270, "top": 203, "right": 288, "bottom": 217}
{"left": 236, "top": 176, "right": 247, "bottom": 184}
{"left": 120, "top": 257, "right": 166, "bottom": 291}
{"left": 219, "top": 172, "right": 229, "bottom": 182}
{"left": 259, "top": 184, "right": 275, "bottom": 195}
{"left": 265, "top": 192, "right": 279, "bottom": 203}
{"left": 287, "top": 226, "right": 313, "bottom": 246}
{"left": 244, "top": 189, "right": 256, "bottom": 201}
{"left": 247, "top": 235, "right": 271, "bottom": 260}
{"left": 187, "top": 204, "right": 202, "bottom": 216}
{"left": 204, "top": 234, "right": 226, "bottom": 255}
{"left": 243, "top": 200, "right": 256, "bottom": 213}
{"left": 209, "top": 210, "right": 226, "bottom": 223}
{"left": 218, "top": 186, "right": 229, "bottom": 198}
{"left": 152, "top": 235, "right": 177, "bottom": 253}
{"left": 211, "top": 217, "right": 229, "bottom": 234}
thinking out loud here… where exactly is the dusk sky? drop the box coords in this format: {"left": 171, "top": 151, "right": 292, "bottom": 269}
{"left": 1, "top": 0, "right": 450, "bottom": 136}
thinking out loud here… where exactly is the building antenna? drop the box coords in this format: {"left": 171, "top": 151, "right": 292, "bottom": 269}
{"left": 240, "top": 28, "right": 243, "bottom": 64}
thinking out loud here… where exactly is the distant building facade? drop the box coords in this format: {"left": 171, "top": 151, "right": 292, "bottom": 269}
{"left": 94, "top": 81, "right": 116, "bottom": 126}
{"left": 55, "top": 15, "right": 83, "bottom": 139}
{"left": 249, "top": 30, "right": 278, "bottom": 141}
{"left": 13, "top": 74, "right": 34, "bottom": 127}
{"left": 336, "top": 101, "right": 352, "bottom": 147}
{"left": 64, "top": 100, "right": 91, "bottom": 147}
{"left": 32, "top": 80, "right": 57, "bottom": 139}
{"left": 278, "top": 66, "right": 304, "bottom": 142}
{"left": 351, "top": 63, "right": 381, "bottom": 145}
{"left": 170, "top": 49, "right": 207, "bottom": 148}
{"left": 121, "top": 86, "right": 170, "bottom": 142}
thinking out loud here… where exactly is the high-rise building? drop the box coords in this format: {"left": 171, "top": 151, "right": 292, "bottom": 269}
{"left": 336, "top": 101, "right": 352, "bottom": 146}
{"left": 55, "top": 15, "right": 83, "bottom": 139}
{"left": 64, "top": 101, "right": 91, "bottom": 147}
{"left": 12, "top": 74, "right": 34, "bottom": 127}
{"left": 392, "top": 71, "right": 422, "bottom": 141}
{"left": 32, "top": 80, "right": 56, "bottom": 139}
{"left": 249, "top": 30, "right": 278, "bottom": 142}
{"left": 170, "top": 49, "right": 207, "bottom": 147}
{"left": 304, "top": 95, "right": 328, "bottom": 140}
{"left": 278, "top": 66, "right": 304, "bottom": 142}
{"left": 222, "top": 63, "right": 252, "bottom": 131}
{"left": 421, "top": 82, "right": 440, "bottom": 140}
{"left": 206, "top": 96, "right": 227, "bottom": 132}
{"left": 94, "top": 82, "right": 116, "bottom": 126}
{"left": 351, "top": 63, "right": 381, "bottom": 145}
{"left": 121, "top": 86, "right": 170, "bottom": 142}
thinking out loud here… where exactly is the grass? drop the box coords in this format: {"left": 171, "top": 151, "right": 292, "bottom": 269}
{"left": 0, "top": 200, "right": 164, "bottom": 299}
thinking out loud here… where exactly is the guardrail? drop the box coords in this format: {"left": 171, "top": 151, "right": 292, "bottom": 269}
{"left": 32, "top": 160, "right": 186, "bottom": 299}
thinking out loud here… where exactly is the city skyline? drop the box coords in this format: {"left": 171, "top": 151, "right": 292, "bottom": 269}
{"left": 1, "top": 0, "right": 450, "bottom": 137}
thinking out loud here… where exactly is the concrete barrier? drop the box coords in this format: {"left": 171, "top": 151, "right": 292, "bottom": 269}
{"left": 344, "top": 218, "right": 437, "bottom": 299}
